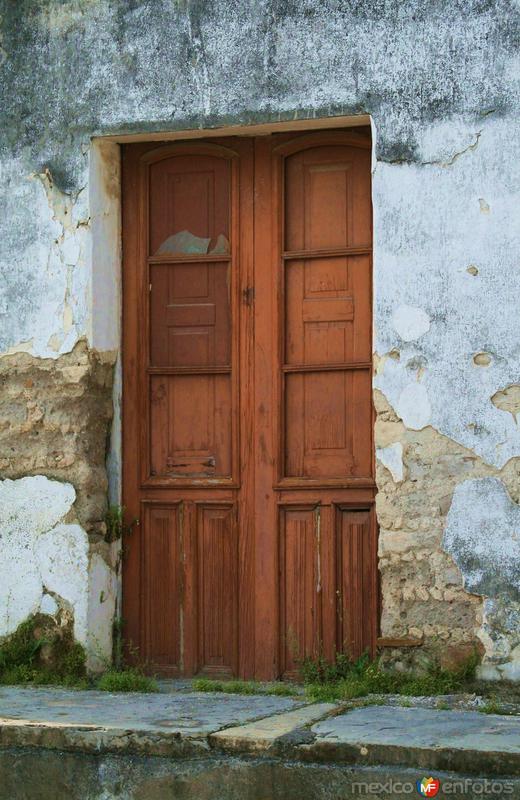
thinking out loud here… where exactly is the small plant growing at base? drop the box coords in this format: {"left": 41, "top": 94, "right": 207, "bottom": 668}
{"left": 192, "top": 678, "right": 299, "bottom": 697}
{"left": 299, "top": 651, "right": 369, "bottom": 684}
{"left": 300, "top": 648, "right": 481, "bottom": 703}
{"left": 96, "top": 667, "right": 158, "bottom": 693}
{"left": 105, "top": 505, "right": 139, "bottom": 543}
{"left": 94, "top": 616, "right": 158, "bottom": 693}
{"left": 0, "top": 616, "right": 87, "bottom": 687}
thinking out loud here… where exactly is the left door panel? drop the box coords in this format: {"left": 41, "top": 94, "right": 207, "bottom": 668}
{"left": 122, "top": 140, "right": 254, "bottom": 677}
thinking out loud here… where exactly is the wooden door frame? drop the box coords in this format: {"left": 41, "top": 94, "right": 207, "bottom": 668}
{"left": 120, "top": 124, "right": 378, "bottom": 680}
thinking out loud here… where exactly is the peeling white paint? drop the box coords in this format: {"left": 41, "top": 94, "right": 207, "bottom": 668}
{"left": 392, "top": 305, "right": 430, "bottom": 342}
{"left": 374, "top": 117, "right": 520, "bottom": 469}
{"left": 0, "top": 476, "right": 113, "bottom": 669}
{"left": 443, "top": 478, "right": 520, "bottom": 598}
{"left": 89, "top": 140, "right": 121, "bottom": 354}
{"left": 0, "top": 140, "right": 121, "bottom": 361}
{"left": 376, "top": 442, "right": 404, "bottom": 483}
{"left": 395, "top": 383, "right": 432, "bottom": 431}
{"left": 0, "top": 158, "right": 90, "bottom": 359}
{"left": 87, "top": 553, "right": 117, "bottom": 672}
{"left": 36, "top": 522, "right": 89, "bottom": 644}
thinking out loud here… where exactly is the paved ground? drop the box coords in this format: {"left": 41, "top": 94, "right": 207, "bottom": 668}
{"left": 313, "top": 705, "right": 520, "bottom": 752}
{"left": 0, "top": 686, "right": 307, "bottom": 736}
{"left": 1, "top": 686, "right": 520, "bottom": 798}
{"left": 307, "top": 705, "right": 520, "bottom": 774}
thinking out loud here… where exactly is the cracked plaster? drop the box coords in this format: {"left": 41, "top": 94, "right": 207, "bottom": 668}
{"left": 374, "top": 116, "right": 520, "bottom": 470}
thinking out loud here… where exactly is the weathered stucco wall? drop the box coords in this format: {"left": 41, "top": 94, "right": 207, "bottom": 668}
{"left": 0, "top": 0, "right": 519, "bottom": 676}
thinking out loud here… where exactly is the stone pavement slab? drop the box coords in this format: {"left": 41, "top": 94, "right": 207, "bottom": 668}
{"left": 0, "top": 686, "right": 311, "bottom": 757}
{"left": 306, "top": 705, "right": 520, "bottom": 775}
{"left": 0, "top": 686, "right": 304, "bottom": 734}
{"left": 210, "top": 702, "right": 338, "bottom": 752}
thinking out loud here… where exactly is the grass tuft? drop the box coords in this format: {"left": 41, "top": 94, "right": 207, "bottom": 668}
{"left": 191, "top": 652, "right": 484, "bottom": 704}
{"left": 192, "top": 678, "right": 299, "bottom": 697}
{"left": 302, "top": 650, "right": 481, "bottom": 702}
{"left": 96, "top": 667, "right": 159, "bottom": 693}
{"left": 480, "top": 697, "right": 502, "bottom": 715}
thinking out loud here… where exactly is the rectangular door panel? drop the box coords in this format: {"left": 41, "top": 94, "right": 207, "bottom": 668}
{"left": 150, "top": 374, "right": 232, "bottom": 478}
{"left": 284, "top": 368, "right": 372, "bottom": 479}
{"left": 285, "top": 146, "right": 371, "bottom": 251}
{"left": 285, "top": 255, "right": 371, "bottom": 366}
{"left": 141, "top": 503, "right": 182, "bottom": 673}
{"left": 279, "top": 506, "right": 321, "bottom": 676}
{"left": 149, "top": 156, "right": 230, "bottom": 256}
{"left": 197, "top": 504, "right": 238, "bottom": 675}
{"left": 336, "top": 507, "right": 377, "bottom": 659}
{"left": 150, "top": 261, "right": 231, "bottom": 368}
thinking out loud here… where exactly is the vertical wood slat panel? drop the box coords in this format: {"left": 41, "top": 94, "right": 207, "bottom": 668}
{"left": 196, "top": 504, "right": 238, "bottom": 676}
{"left": 335, "top": 506, "right": 377, "bottom": 660}
{"left": 141, "top": 503, "right": 182, "bottom": 674}
{"left": 279, "top": 506, "right": 321, "bottom": 676}
{"left": 319, "top": 503, "right": 337, "bottom": 664}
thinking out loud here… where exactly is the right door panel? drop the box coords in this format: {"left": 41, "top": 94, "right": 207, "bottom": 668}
{"left": 271, "top": 132, "right": 377, "bottom": 674}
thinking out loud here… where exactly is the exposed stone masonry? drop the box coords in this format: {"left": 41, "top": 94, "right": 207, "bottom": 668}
{"left": 0, "top": 340, "right": 114, "bottom": 537}
{"left": 375, "top": 389, "right": 520, "bottom": 677}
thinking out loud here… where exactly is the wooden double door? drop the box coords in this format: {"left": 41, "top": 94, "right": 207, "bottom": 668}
{"left": 122, "top": 127, "right": 377, "bottom": 679}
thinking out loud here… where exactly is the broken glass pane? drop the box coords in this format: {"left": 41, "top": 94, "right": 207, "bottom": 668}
{"left": 156, "top": 230, "right": 211, "bottom": 255}
{"left": 209, "top": 234, "right": 229, "bottom": 254}
{"left": 156, "top": 230, "right": 230, "bottom": 256}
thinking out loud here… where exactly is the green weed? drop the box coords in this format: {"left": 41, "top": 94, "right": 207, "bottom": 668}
{"left": 0, "top": 619, "right": 46, "bottom": 673}
{"left": 192, "top": 678, "right": 298, "bottom": 697}
{"left": 96, "top": 667, "right": 158, "bottom": 693}
{"left": 302, "top": 650, "right": 480, "bottom": 702}
{"left": 105, "top": 506, "right": 139, "bottom": 543}
{"left": 0, "top": 617, "right": 87, "bottom": 688}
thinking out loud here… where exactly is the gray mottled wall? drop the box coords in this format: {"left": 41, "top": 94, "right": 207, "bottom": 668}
{"left": 0, "top": 0, "right": 519, "bottom": 676}
{"left": 1, "top": 0, "right": 517, "bottom": 188}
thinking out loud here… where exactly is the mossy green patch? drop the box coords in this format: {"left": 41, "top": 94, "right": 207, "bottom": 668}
{"left": 0, "top": 616, "right": 87, "bottom": 688}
